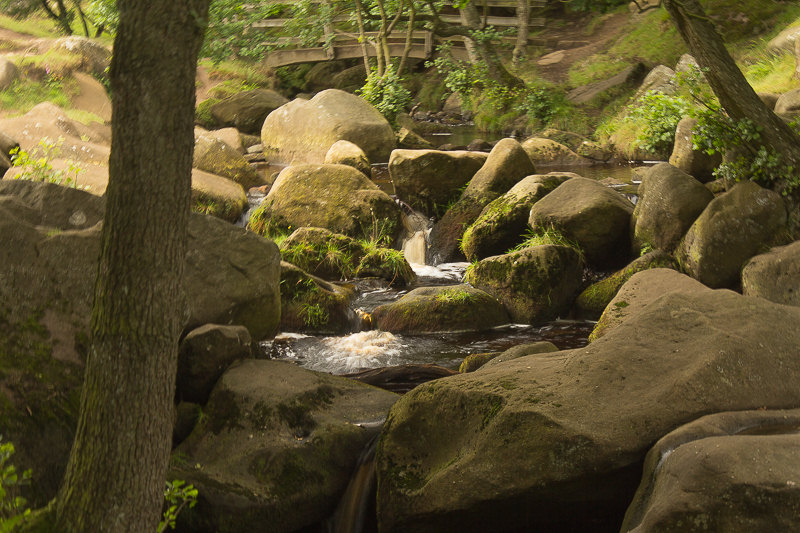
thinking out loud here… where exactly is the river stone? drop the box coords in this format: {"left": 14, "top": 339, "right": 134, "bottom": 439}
{"left": 53, "top": 36, "right": 111, "bottom": 77}
{"left": 768, "top": 25, "right": 800, "bottom": 54}
{"left": 279, "top": 227, "right": 415, "bottom": 286}
{"left": 261, "top": 89, "right": 396, "bottom": 164}
{"left": 209, "top": 89, "right": 289, "bottom": 135}
{"left": 520, "top": 137, "right": 592, "bottom": 167}
{"left": 622, "top": 409, "right": 800, "bottom": 533}
{"left": 0, "top": 179, "right": 105, "bottom": 229}
{"left": 775, "top": 88, "right": 800, "bottom": 119}
{"left": 759, "top": 91, "right": 780, "bottom": 111}
{"left": 194, "top": 134, "right": 263, "bottom": 190}
{"left": 249, "top": 164, "right": 403, "bottom": 243}
{"left": 428, "top": 139, "right": 535, "bottom": 264}
{"left": 280, "top": 261, "right": 356, "bottom": 334}
{"left": 677, "top": 181, "right": 787, "bottom": 289}
{"left": 177, "top": 324, "right": 253, "bottom": 405}
{"left": 324, "top": 139, "right": 371, "bottom": 176}
{"left": 741, "top": 240, "right": 800, "bottom": 306}
{"left": 0, "top": 57, "right": 18, "bottom": 91}
{"left": 537, "top": 128, "right": 587, "bottom": 151}
{"left": 668, "top": 118, "right": 721, "bottom": 182}
{"left": 376, "top": 288, "right": 800, "bottom": 533}
{"left": 574, "top": 251, "right": 678, "bottom": 319}
{"left": 396, "top": 126, "right": 432, "bottom": 150}
{"left": 467, "top": 245, "right": 584, "bottom": 324}
{"left": 172, "top": 359, "right": 398, "bottom": 533}
{"left": 590, "top": 268, "right": 709, "bottom": 342}
{"left": 185, "top": 214, "right": 282, "bottom": 340}
{"left": 567, "top": 63, "right": 646, "bottom": 105}
{"left": 461, "top": 174, "right": 571, "bottom": 261}
{"left": 199, "top": 127, "right": 245, "bottom": 154}
{"left": 372, "top": 284, "right": 510, "bottom": 334}
{"left": 529, "top": 177, "right": 634, "bottom": 269}
{"left": 633, "top": 64, "right": 676, "bottom": 100}
{"left": 388, "top": 149, "right": 488, "bottom": 217}
{"left": 632, "top": 163, "right": 714, "bottom": 253}
{"left": 479, "top": 341, "right": 559, "bottom": 370}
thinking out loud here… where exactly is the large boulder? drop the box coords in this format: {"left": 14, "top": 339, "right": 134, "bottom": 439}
{"left": 248, "top": 164, "right": 404, "bottom": 243}
{"left": 388, "top": 149, "right": 487, "bottom": 216}
{"left": 520, "top": 137, "right": 592, "bottom": 167}
{"left": 461, "top": 174, "right": 571, "bottom": 261}
{"left": 193, "top": 134, "right": 263, "bottom": 190}
{"left": 768, "top": 25, "right": 800, "bottom": 54}
{"left": 376, "top": 287, "right": 800, "bottom": 533}
{"left": 677, "top": 180, "right": 787, "bottom": 288}
{"left": 633, "top": 65, "right": 676, "bottom": 100}
{"left": 53, "top": 36, "right": 111, "bottom": 77}
{"left": 261, "top": 89, "right": 396, "bottom": 164}
{"left": 428, "top": 139, "right": 535, "bottom": 264}
{"left": 529, "top": 177, "right": 634, "bottom": 269}
{"left": 210, "top": 89, "right": 289, "bottom": 135}
{"left": 0, "top": 57, "right": 19, "bottom": 91}
{"left": 574, "top": 251, "right": 678, "bottom": 319}
{"left": 372, "top": 285, "right": 509, "bottom": 334}
{"left": 185, "top": 214, "right": 282, "bottom": 340}
{"left": 467, "top": 245, "right": 584, "bottom": 324}
{"left": 631, "top": 162, "right": 714, "bottom": 253}
{"left": 741, "top": 240, "right": 800, "bottom": 306}
{"left": 172, "top": 359, "right": 398, "bottom": 533}
{"left": 668, "top": 117, "right": 721, "bottom": 181}
{"left": 622, "top": 409, "right": 800, "bottom": 533}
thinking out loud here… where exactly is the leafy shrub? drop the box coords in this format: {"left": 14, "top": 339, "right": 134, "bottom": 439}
{"left": 158, "top": 480, "right": 198, "bottom": 533}
{"left": 9, "top": 136, "right": 84, "bottom": 188}
{"left": 0, "top": 436, "right": 31, "bottom": 532}
{"left": 357, "top": 64, "right": 412, "bottom": 126}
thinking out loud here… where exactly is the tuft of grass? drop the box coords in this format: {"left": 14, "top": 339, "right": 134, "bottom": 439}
{"left": 0, "top": 77, "right": 76, "bottom": 114}
{"left": 434, "top": 287, "right": 475, "bottom": 304}
{"left": 568, "top": 54, "right": 629, "bottom": 88}
{"left": 510, "top": 227, "right": 583, "bottom": 256}
{"left": 199, "top": 58, "right": 275, "bottom": 87}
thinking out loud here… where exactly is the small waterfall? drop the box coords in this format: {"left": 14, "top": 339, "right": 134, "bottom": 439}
{"left": 398, "top": 208, "right": 432, "bottom": 266}
{"left": 327, "top": 431, "right": 381, "bottom": 533}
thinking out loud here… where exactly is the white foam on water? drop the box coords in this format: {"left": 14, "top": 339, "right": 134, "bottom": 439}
{"left": 411, "top": 262, "right": 469, "bottom": 281}
{"left": 301, "top": 331, "right": 405, "bottom": 374}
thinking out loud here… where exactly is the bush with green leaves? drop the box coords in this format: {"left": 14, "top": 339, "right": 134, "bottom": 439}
{"left": 158, "top": 479, "right": 198, "bottom": 533}
{"left": 0, "top": 436, "right": 31, "bottom": 532}
{"left": 9, "top": 136, "right": 84, "bottom": 188}
{"left": 626, "top": 91, "right": 692, "bottom": 156}
{"left": 357, "top": 64, "right": 412, "bottom": 126}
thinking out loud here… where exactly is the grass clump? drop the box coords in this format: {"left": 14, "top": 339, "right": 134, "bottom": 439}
{"left": 0, "top": 76, "right": 75, "bottom": 114}
{"left": 434, "top": 287, "right": 476, "bottom": 304}
{"left": 510, "top": 227, "right": 583, "bottom": 256}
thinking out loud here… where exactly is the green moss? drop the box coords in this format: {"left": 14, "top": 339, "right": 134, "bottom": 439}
{"left": 276, "top": 385, "right": 335, "bottom": 438}
{"left": 195, "top": 97, "right": 221, "bottom": 129}
{"left": 458, "top": 352, "right": 498, "bottom": 373}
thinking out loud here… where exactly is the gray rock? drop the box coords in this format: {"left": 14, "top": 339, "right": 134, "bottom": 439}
{"left": 632, "top": 162, "right": 714, "bottom": 253}
{"left": 677, "top": 181, "right": 787, "bottom": 288}
{"left": 324, "top": 139, "right": 371, "bottom": 176}
{"left": 668, "top": 117, "right": 721, "bottom": 181}
{"left": 194, "top": 134, "right": 263, "bottom": 190}
{"left": 775, "top": 88, "right": 800, "bottom": 118}
{"left": 210, "top": 89, "right": 289, "bottom": 135}
{"left": 622, "top": 409, "right": 800, "bottom": 533}
{"left": 521, "top": 137, "right": 593, "bottom": 166}
{"left": 567, "top": 63, "right": 647, "bottom": 104}
{"left": 741, "top": 240, "right": 800, "bottom": 306}
{"left": 0, "top": 57, "right": 19, "bottom": 91}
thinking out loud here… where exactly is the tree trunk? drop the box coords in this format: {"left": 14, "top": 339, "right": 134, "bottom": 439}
{"left": 459, "top": 1, "right": 524, "bottom": 88}
{"left": 663, "top": 0, "right": 800, "bottom": 178}
{"left": 54, "top": 0, "right": 209, "bottom": 531}
{"left": 513, "top": 0, "right": 530, "bottom": 65}
{"left": 39, "top": 0, "right": 73, "bottom": 35}
{"left": 353, "top": 0, "right": 371, "bottom": 73}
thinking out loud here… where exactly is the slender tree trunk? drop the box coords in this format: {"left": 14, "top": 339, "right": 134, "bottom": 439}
{"left": 397, "top": 2, "right": 416, "bottom": 77}
{"left": 73, "top": 0, "right": 90, "bottom": 37}
{"left": 513, "top": 0, "right": 530, "bottom": 65}
{"left": 39, "top": 0, "right": 73, "bottom": 34}
{"left": 459, "top": 1, "right": 524, "bottom": 88}
{"left": 662, "top": 0, "right": 800, "bottom": 188}
{"left": 353, "top": 0, "right": 371, "bottom": 72}
{"left": 54, "top": 0, "right": 209, "bottom": 531}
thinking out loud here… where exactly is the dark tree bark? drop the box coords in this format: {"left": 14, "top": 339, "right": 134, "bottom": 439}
{"left": 51, "top": 0, "right": 209, "bottom": 531}
{"left": 663, "top": 0, "right": 800, "bottom": 187}
{"left": 39, "top": 0, "right": 73, "bottom": 35}
{"left": 458, "top": 1, "right": 524, "bottom": 88}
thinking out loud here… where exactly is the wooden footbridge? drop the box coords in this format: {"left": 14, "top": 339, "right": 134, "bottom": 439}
{"left": 258, "top": 0, "right": 548, "bottom": 68}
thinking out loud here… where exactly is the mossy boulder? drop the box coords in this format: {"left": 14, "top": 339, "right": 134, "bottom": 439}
{"left": 460, "top": 173, "right": 572, "bottom": 262}
{"left": 371, "top": 285, "right": 510, "bottom": 334}
{"left": 53, "top": 35, "right": 111, "bottom": 77}
{"left": 376, "top": 288, "right": 800, "bottom": 533}
{"left": 631, "top": 163, "right": 714, "bottom": 254}
{"left": 622, "top": 409, "right": 800, "bottom": 533}
{"left": 194, "top": 134, "right": 263, "bottom": 190}
{"left": 261, "top": 89, "right": 396, "bottom": 164}
{"left": 280, "top": 261, "right": 357, "bottom": 334}
{"left": 677, "top": 181, "right": 787, "bottom": 289}
{"left": 521, "top": 137, "right": 592, "bottom": 167}
{"left": 741, "top": 240, "right": 800, "bottom": 306}
{"left": 388, "top": 149, "right": 488, "bottom": 216}
{"left": 589, "top": 268, "right": 709, "bottom": 342}
{"left": 249, "top": 164, "right": 403, "bottom": 243}
{"left": 428, "top": 139, "right": 535, "bottom": 264}
{"left": 668, "top": 118, "right": 721, "bottom": 182}
{"left": 209, "top": 88, "right": 289, "bottom": 135}
{"left": 198, "top": 126, "right": 245, "bottom": 154}
{"left": 279, "top": 227, "right": 415, "bottom": 286}
{"left": 467, "top": 245, "right": 584, "bottom": 324}
{"left": 172, "top": 359, "right": 398, "bottom": 533}
{"left": 529, "top": 177, "right": 634, "bottom": 269}
{"left": 324, "top": 139, "right": 371, "bottom": 176}
{"left": 196, "top": 97, "right": 222, "bottom": 129}
{"left": 190, "top": 168, "right": 248, "bottom": 223}
{"left": 574, "top": 251, "right": 678, "bottom": 319}
{"left": 177, "top": 324, "right": 253, "bottom": 405}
